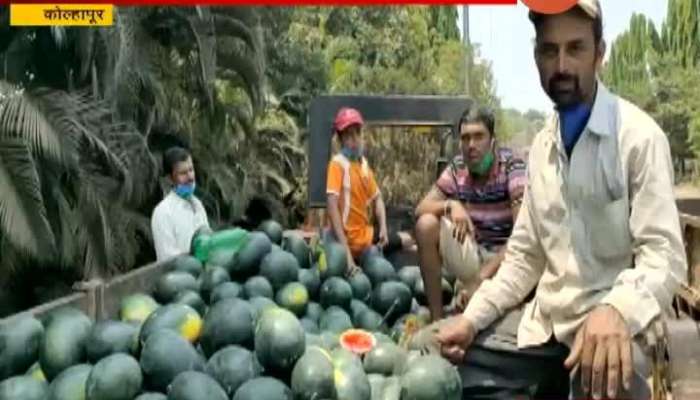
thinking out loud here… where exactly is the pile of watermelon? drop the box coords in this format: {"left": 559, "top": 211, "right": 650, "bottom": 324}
{"left": 0, "top": 220, "right": 462, "bottom": 400}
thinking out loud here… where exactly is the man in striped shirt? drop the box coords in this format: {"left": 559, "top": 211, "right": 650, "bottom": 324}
{"left": 415, "top": 106, "right": 527, "bottom": 321}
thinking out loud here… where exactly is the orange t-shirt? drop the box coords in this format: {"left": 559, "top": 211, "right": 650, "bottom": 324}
{"left": 326, "top": 154, "right": 379, "bottom": 257}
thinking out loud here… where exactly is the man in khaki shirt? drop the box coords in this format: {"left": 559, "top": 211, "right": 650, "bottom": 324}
{"left": 435, "top": 1, "right": 687, "bottom": 399}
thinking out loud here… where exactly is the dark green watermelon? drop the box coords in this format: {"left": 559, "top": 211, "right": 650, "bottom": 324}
{"left": 248, "top": 297, "right": 278, "bottom": 321}
{"left": 348, "top": 272, "right": 372, "bottom": 302}
{"left": 333, "top": 350, "right": 370, "bottom": 400}
{"left": 233, "top": 377, "right": 292, "bottom": 400}
{"left": 414, "top": 277, "right": 453, "bottom": 306}
{"left": 363, "top": 256, "right": 398, "bottom": 287}
{"left": 170, "top": 256, "right": 204, "bottom": 278}
{"left": 119, "top": 293, "right": 159, "bottom": 324}
{"left": 39, "top": 307, "right": 93, "bottom": 381}
{"left": 291, "top": 347, "right": 336, "bottom": 400}
{"left": 173, "top": 290, "right": 207, "bottom": 315}
{"left": 154, "top": 272, "right": 198, "bottom": 304}
{"left": 300, "top": 318, "right": 320, "bottom": 334}
{"left": 0, "top": 376, "right": 48, "bottom": 400}
{"left": 231, "top": 232, "right": 272, "bottom": 280}
{"left": 258, "top": 220, "right": 284, "bottom": 245}
{"left": 399, "top": 355, "right": 461, "bottom": 400}
{"left": 200, "top": 298, "right": 254, "bottom": 357}
{"left": 259, "top": 250, "right": 300, "bottom": 291}
{"left": 243, "top": 276, "right": 274, "bottom": 299}
{"left": 134, "top": 393, "right": 167, "bottom": 400}
{"left": 355, "top": 309, "right": 388, "bottom": 333}
{"left": 350, "top": 299, "right": 370, "bottom": 323}
{"left": 0, "top": 316, "right": 44, "bottom": 380}
{"left": 168, "top": 371, "right": 228, "bottom": 400}
{"left": 304, "top": 302, "right": 323, "bottom": 323}
{"left": 199, "top": 266, "right": 231, "bottom": 303}
{"left": 319, "top": 277, "right": 353, "bottom": 310}
{"left": 207, "top": 249, "right": 236, "bottom": 272}
{"left": 206, "top": 345, "right": 262, "bottom": 398}
{"left": 319, "top": 241, "right": 347, "bottom": 279}
{"left": 139, "top": 330, "right": 205, "bottom": 393}
{"left": 363, "top": 342, "right": 407, "bottom": 376}
{"left": 397, "top": 266, "right": 422, "bottom": 293}
{"left": 319, "top": 306, "right": 353, "bottom": 333}
{"left": 47, "top": 363, "right": 92, "bottom": 400}
{"left": 138, "top": 304, "right": 202, "bottom": 345}
{"left": 210, "top": 281, "right": 244, "bottom": 303}
{"left": 371, "top": 282, "right": 412, "bottom": 324}
{"left": 298, "top": 268, "right": 321, "bottom": 300}
{"left": 85, "top": 353, "right": 143, "bottom": 400}
{"left": 283, "top": 233, "right": 312, "bottom": 269}
{"left": 85, "top": 320, "right": 139, "bottom": 363}
{"left": 254, "top": 308, "right": 306, "bottom": 374}
{"left": 275, "top": 282, "right": 309, "bottom": 316}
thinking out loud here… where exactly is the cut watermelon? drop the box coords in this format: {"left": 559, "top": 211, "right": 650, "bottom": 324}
{"left": 339, "top": 329, "right": 376, "bottom": 355}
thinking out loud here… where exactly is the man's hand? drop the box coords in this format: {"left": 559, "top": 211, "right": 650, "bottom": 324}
{"left": 434, "top": 315, "right": 477, "bottom": 364}
{"left": 345, "top": 251, "right": 360, "bottom": 277}
{"left": 449, "top": 201, "right": 474, "bottom": 243}
{"left": 378, "top": 224, "right": 389, "bottom": 248}
{"left": 564, "top": 305, "right": 633, "bottom": 400}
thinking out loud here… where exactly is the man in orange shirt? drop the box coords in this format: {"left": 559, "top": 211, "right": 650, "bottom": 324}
{"left": 326, "top": 107, "right": 404, "bottom": 275}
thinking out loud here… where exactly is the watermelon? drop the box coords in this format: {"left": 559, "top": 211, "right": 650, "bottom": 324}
{"left": 297, "top": 268, "right": 321, "bottom": 300}
{"left": 173, "top": 290, "right": 206, "bottom": 315}
{"left": 355, "top": 309, "right": 388, "bottom": 333}
{"left": 154, "top": 272, "right": 198, "bottom": 304}
{"left": 319, "top": 306, "right": 354, "bottom": 333}
{"left": 258, "top": 220, "right": 284, "bottom": 245}
{"left": 350, "top": 299, "right": 370, "bottom": 322}
{"left": 85, "top": 354, "right": 143, "bottom": 400}
{"left": 391, "top": 314, "right": 427, "bottom": 344}
{"left": 399, "top": 355, "right": 461, "bottom": 400}
{"left": 368, "top": 374, "right": 386, "bottom": 400}
{"left": 233, "top": 377, "right": 292, "bottom": 400}
{"left": 379, "top": 376, "right": 401, "bottom": 400}
{"left": 372, "top": 332, "right": 394, "bottom": 346}
{"left": 363, "top": 342, "right": 407, "bottom": 376}
{"left": 305, "top": 302, "right": 323, "bottom": 323}
{"left": 168, "top": 371, "right": 228, "bottom": 400}
{"left": 275, "top": 282, "right": 309, "bottom": 316}
{"left": 332, "top": 347, "right": 364, "bottom": 370}
{"left": 232, "top": 232, "right": 272, "bottom": 280}
{"left": 207, "top": 249, "right": 236, "bottom": 272}
{"left": 305, "top": 334, "right": 325, "bottom": 349}
{"left": 139, "top": 330, "right": 205, "bottom": 393}
{"left": 120, "top": 293, "right": 159, "bottom": 324}
{"left": 198, "top": 266, "right": 231, "bottom": 303}
{"left": 259, "top": 250, "right": 300, "bottom": 290}
{"left": 397, "top": 266, "right": 422, "bottom": 292}
{"left": 210, "top": 281, "right": 244, "bottom": 303}
{"left": 206, "top": 346, "right": 262, "bottom": 398}
{"left": 248, "top": 297, "right": 278, "bottom": 321}
{"left": 334, "top": 354, "right": 371, "bottom": 400}
{"left": 371, "top": 282, "right": 412, "bottom": 324}
{"left": 39, "top": 307, "right": 93, "bottom": 380}
{"left": 134, "top": 393, "right": 167, "bottom": 400}
{"left": 320, "top": 277, "right": 353, "bottom": 310}
{"left": 200, "top": 298, "right": 254, "bottom": 357}
{"left": 85, "top": 320, "right": 139, "bottom": 363}
{"left": 318, "top": 241, "right": 347, "bottom": 279}
{"left": 300, "top": 318, "right": 319, "bottom": 334}
{"left": 170, "top": 256, "right": 204, "bottom": 277}
{"left": 254, "top": 308, "right": 306, "bottom": 374}
{"left": 139, "top": 304, "right": 202, "bottom": 345}
{"left": 47, "top": 363, "right": 92, "bottom": 400}
{"left": 0, "top": 376, "right": 48, "bottom": 400}
{"left": 363, "top": 256, "right": 397, "bottom": 286}
{"left": 25, "top": 362, "right": 45, "bottom": 382}
{"left": 291, "top": 346, "right": 336, "bottom": 400}
{"left": 0, "top": 315, "right": 44, "bottom": 380}
{"left": 320, "top": 331, "right": 341, "bottom": 350}
{"left": 339, "top": 329, "right": 376, "bottom": 355}
{"left": 283, "top": 233, "right": 312, "bottom": 269}
{"left": 359, "top": 246, "right": 381, "bottom": 268}
{"left": 348, "top": 272, "right": 372, "bottom": 302}
{"left": 414, "top": 277, "right": 453, "bottom": 306}
{"left": 243, "top": 276, "right": 274, "bottom": 299}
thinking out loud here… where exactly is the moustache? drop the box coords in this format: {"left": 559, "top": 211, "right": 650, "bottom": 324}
{"left": 549, "top": 74, "right": 580, "bottom": 90}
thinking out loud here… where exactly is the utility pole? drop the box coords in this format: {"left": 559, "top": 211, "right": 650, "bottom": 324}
{"left": 462, "top": 5, "right": 472, "bottom": 96}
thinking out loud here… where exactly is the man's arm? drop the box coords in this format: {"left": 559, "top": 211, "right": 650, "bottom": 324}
{"left": 327, "top": 194, "right": 351, "bottom": 249}
{"left": 151, "top": 209, "right": 181, "bottom": 262}
{"left": 415, "top": 186, "right": 452, "bottom": 217}
{"left": 478, "top": 200, "right": 520, "bottom": 281}
{"left": 463, "top": 182, "right": 546, "bottom": 332}
{"left": 599, "top": 128, "right": 687, "bottom": 337}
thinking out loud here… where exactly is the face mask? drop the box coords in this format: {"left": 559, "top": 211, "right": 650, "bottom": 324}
{"left": 468, "top": 150, "right": 494, "bottom": 177}
{"left": 174, "top": 182, "right": 195, "bottom": 199}
{"left": 341, "top": 146, "right": 363, "bottom": 162}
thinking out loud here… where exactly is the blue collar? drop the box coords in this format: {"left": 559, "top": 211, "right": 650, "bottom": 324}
{"left": 558, "top": 103, "right": 592, "bottom": 157}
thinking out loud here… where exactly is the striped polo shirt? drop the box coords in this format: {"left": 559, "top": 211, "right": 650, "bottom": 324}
{"left": 435, "top": 148, "right": 527, "bottom": 251}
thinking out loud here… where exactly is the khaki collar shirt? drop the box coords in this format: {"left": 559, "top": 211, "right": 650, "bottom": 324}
{"left": 463, "top": 82, "right": 687, "bottom": 348}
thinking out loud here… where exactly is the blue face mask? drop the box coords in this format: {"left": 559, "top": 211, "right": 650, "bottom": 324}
{"left": 174, "top": 182, "right": 195, "bottom": 199}
{"left": 341, "top": 146, "right": 363, "bottom": 162}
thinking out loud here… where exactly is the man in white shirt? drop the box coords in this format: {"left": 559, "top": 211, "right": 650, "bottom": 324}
{"left": 435, "top": 1, "right": 687, "bottom": 399}
{"left": 151, "top": 147, "right": 210, "bottom": 262}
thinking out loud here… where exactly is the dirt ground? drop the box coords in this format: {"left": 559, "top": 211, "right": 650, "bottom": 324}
{"left": 675, "top": 183, "right": 700, "bottom": 199}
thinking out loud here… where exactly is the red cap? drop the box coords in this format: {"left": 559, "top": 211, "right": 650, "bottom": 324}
{"left": 333, "top": 107, "right": 364, "bottom": 133}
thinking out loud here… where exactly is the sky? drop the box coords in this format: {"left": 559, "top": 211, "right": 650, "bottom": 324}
{"left": 458, "top": 1, "right": 669, "bottom": 114}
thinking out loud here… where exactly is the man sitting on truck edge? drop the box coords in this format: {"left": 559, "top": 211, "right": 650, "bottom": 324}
{"left": 326, "top": 107, "right": 409, "bottom": 276}
{"left": 151, "top": 146, "right": 211, "bottom": 262}
{"left": 414, "top": 105, "right": 527, "bottom": 321}
{"left": 435, "top": 1, "right": 687, "bottom": 399}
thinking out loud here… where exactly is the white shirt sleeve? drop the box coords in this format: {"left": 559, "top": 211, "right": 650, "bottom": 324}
{"left": 151, "top": 206, "right": 181, "bottom": 262}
